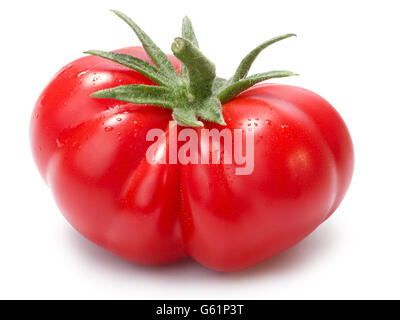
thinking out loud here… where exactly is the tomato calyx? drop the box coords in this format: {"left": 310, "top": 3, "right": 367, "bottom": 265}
{"left": 85, "top": 10, "right": 298, "bottom": 127}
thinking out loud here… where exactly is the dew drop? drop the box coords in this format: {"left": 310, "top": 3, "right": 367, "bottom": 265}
{"left": 72, "top": 142, "right": 81, "bottom": 149}
{"left": 56, "top": 139, "right": 64, "bottom": 148}
{"left": 104, "top": 126, "right": 113, "bottom": 132}
{"left": 78, "top": 70, "right": 88, "bottom": 78}
{"left": 116, "top": 118, "right": 122, "bottom": 121}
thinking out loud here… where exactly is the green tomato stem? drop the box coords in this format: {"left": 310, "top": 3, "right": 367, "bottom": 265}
{"left": 86, "top": 10, "right": 298, "bottom": 127}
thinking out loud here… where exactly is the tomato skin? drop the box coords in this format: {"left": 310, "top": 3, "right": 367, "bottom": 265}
{"left": 182, "top": 85, "right": 354, "bottom": 271}
{"left": 31, "top": 47, "right": 354, "bottom": 271}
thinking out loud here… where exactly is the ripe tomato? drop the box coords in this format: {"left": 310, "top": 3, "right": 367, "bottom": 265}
{"left": 183, "top": 84, "right": 354, "bottom": 270}
{"left": 31, "top": 12, "right": 354, "bottom": 271}
{"left": 31, "top": 46, "right": 353, "bottom": 271}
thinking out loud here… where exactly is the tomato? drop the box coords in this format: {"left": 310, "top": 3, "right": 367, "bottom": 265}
{"left": 31, "top": 47, "right": 187, "bottom": 265}
{"left": 183, "top": 84, "right": 354, "bottom": 270}
{"left": 30, "top": 11, "right": 354, "bottom": 271}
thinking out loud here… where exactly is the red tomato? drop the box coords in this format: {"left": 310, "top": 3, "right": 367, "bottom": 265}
{"left": 31, "top": 47, "right": 353, "bottom": 271}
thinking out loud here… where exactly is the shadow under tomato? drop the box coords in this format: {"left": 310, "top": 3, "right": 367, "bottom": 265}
{"left": 64, "top": 220, "right": 338, "bottom": 280}
{"left": 226, "top": 222, "right": 338, "bottom": 279}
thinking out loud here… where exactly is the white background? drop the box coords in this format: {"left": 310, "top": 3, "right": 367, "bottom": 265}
{"left": 0, "top": 0, "right": 399, "bottom": 299}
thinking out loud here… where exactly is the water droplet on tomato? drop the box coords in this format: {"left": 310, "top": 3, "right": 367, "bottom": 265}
{"left": 78, "top": 70, "right": 88, "bottom": 78}
{"left": 104, "top": 126, "right": 113, "bottom": 132}
{"left": 56, "top": 139, "right": 64, "bottom": 148}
